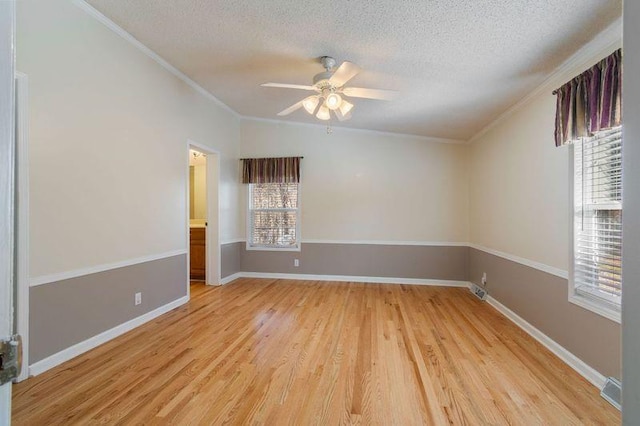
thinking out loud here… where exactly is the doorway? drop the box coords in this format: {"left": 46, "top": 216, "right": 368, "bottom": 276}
{"left": 189, "top": 148, "right": 207, "bottom": 283}
{"left": 187, "top": 141, "right": 220, "bottom": 293}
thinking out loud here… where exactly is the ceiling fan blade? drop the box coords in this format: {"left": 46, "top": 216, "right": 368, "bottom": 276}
{"left": 342, "top": 87, "right": 398, "bottom": 100}
{"left": 277, "top": 100, "right": 304, "bottom": 116}
{"left": 329, "top": 61, "right": 361, "bottom": 87}
{"left": 261, "top": 83, "right": 317, "bottom": 91}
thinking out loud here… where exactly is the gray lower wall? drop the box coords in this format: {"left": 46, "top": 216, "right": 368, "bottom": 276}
{"left": 469, "top": 248, "right": 621, "bottom": 379}
{"left": 30, "top": 254, "right": 187, "bottom": 363}
{"left": 229, "top": 242, "right": 469, "bottom": 281}
{"left": 221, "top": 242, "right": 242, "bottom": 279}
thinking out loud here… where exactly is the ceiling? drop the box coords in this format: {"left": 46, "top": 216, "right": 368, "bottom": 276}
{"left": 86, "top": 0, "right": 621, "bottom": 141}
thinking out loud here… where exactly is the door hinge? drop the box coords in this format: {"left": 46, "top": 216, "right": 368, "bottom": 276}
{"left": 0, "top": 335, "right": 22, "bottom": 385}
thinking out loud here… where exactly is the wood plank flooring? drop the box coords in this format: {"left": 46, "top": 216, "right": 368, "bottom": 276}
{"left": 12, "top": 279, "right": 619, "bottom": 424}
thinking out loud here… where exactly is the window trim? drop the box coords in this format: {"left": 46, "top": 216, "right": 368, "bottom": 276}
{"left": 246, "top": 182, "right": 301, "bottom": 252}
{"left": 568, "top": 142, "right": 621, "bottom": 324}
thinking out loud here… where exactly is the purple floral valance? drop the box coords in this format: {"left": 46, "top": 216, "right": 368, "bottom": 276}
{"left": 241, "top": 157, "right": 302, "bottom": 184}
{"left": 554, "top": 49, "right": 622, "bottom": 147}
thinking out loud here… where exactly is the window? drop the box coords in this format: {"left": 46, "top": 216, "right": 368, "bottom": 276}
{"left": 248, "top": 183, "right": 300, "bottom": 250}
{"left": 571, "top": 126, "right": 622, "bottom": 321}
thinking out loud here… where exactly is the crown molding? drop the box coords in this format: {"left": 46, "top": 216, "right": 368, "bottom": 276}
{"left": 468, "top": 17, "right": 622, "bottom": 144}
{"left": 71, "top": 0, "right": 240, "bottom": 119}
{"left": 239, "top": 115, "right": 467, "bottom": 145}
{"left": 72, "top": 0, "right": 621, "bottom": 146}
{"left": 71, "top": 0, "right": 463, "bottom": 143}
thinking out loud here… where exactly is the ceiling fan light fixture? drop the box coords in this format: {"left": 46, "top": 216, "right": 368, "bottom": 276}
{"left": 325, "top": 93, "right": 342, "bottom": 110}
{"left": 339, "top": 100, "right": 354, "bottom": 116}
{"left": 302, "top": 96, "right": 320, "bottom": 114}
{"left": 262, "top": 57, "right": 398, "bottom": 125}
{"left": 316, "top": 105, "right": 331, "bottom": 120}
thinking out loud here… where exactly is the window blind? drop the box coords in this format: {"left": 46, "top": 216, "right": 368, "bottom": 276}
{"left": 249, "top": 183, "right": 299, "bottom": 248}
{"left": 574, "top": 126, "right": 622, "bottom": 305}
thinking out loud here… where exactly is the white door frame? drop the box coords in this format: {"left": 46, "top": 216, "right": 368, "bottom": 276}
{"left": 0, "top": 0, "right": 16, "bottom": 421}
{"left": 186, "top": 140, "right": 221, "bottom": 291}
{"left": 15, "top": 72, "right": 29, "bottom": 382}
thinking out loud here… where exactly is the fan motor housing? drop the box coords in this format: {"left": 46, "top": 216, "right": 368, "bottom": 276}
{"left": 313, "top": 71, "right": 333, "bottom": 86}
{"left": 320, "top": 56, "right": 336, "bottom": 70}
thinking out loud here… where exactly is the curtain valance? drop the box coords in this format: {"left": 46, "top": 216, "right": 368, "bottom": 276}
{"left": 241, "top": 157, "right": 302, "bottom": 184}
{"left": 554, "top": 49, "right": 622, "bottom": 147}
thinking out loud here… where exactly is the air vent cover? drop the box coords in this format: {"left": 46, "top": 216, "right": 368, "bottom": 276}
{"left": 470, "top": 283, "right": 487, "bottom": 301}
{"left": 601, "top": 377, "right": 621, "bottom": 411}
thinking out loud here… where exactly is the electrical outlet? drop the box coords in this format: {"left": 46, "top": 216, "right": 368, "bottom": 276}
{"left": 135, "top": 292, "right": 142, "bottom": 306}
{"left": 294, "top": 259, "right": 299, "bottom": 267}
{"left": 481, "top": 273, "right": 487, "bottom": 286}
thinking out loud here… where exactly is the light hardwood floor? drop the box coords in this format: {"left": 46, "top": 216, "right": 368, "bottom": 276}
{"left": 13, "top": 279, "right": 619, "bottom": 424}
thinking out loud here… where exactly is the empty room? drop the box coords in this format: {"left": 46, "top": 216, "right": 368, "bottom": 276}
{"left": 2, "top": 0, "right": 640, "bottom": 424}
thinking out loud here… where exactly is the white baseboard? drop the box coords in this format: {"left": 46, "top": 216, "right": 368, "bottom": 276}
{"left": 486, "top": 295, "right": 606, "bottom": 389}
{"left": 27, "top": 275, "right": 605, "bottom": 392}
{"left": 220, "top": 272, "right": 243, "bottom": 285}
{"left": 29, "top": 295, "right": 189, "bottom": 377}
{"left": 221, "top": 271, "right": 470, "bottom": 287}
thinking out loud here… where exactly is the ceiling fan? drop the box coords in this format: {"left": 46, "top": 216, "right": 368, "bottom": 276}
{"left": 261, "top": 56, "right": 397, "bottom": 122}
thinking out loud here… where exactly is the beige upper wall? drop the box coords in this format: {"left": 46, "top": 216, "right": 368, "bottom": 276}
{"left": 18, "top": 0, "right": 620, "bottom": 278}
{"left": 468, "top": 92, "right": 570, "bottom": 270}
{"left": 240, "top": 120, "right": 469, "bottom": 243}
{"left": 468, "top": 35, "right": 622, "bottom": 272}
{"left": 18, "top": 0, "right": 242, "bottom": 278}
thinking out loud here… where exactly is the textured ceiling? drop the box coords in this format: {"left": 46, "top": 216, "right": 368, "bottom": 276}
{"left": 86, "top": 0, "right": 621, "bottom": 140}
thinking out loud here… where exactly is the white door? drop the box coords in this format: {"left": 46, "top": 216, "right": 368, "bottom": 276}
{"left": 0, "top": 1, "right": 16, "bottom": 424}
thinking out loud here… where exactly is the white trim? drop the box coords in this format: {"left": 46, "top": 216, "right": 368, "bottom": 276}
{"left": 568, "top": 293, "right": 621, "bottom": 323}
{"left": 187, "top": 140, "right": 221, "bottom": 286}
{"left": 469, "top": 244, "right": 568, "bottom": 279}
{"left": 185, "top": 146, "right": 191, "bottom": 297}
{"left": 221, "top": 238, "right": 245, "bottom": 245}
{"left": 468, "top": 18, "right": 622, "bottom": 144}
{"left": 71, "top": 1, "right": 621, "bottom": 147}
{"left": 567, "top": 141, "right": 622, "bottom": 324}
{"left": 225, "top": 240, "right": 567, "bottom": 278}
{"left": 15, "top": 71, "right": 29, "bottom": 382}
{"left": 30, "top": 249, "right": 188, "bottom": 287}
{"left": 233, "top": 272, "right": 470, "bottom": 287}
{"left": 223, "top": 239, "right": 470, "bottom": 246}
{"left": 246, "top": 181, "right": 302, "bottom": 253}
{"left": 240, "top": 116, "right": 467, "bottom": 145}
{"left": 486, "top": 295, "right": 606, "bottom": 389}
{"left": 71, "top": 0, "right": 239, "bottom": 120}
{"left": 29, "top": 295, "right": 189, "bottom": 377}
{"left": 246, "top": 245, "right": 302, "bottom": 252}
{"left": 302, "top": 239, "right": 469, "bottom": 246}
{"left": 0, "top": 1, "right": 15, "bottom": 419}
{"left": 220, "top": 272, "right": 242, "bottom": 285}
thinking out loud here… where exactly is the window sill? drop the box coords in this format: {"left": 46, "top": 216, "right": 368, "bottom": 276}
{"left": 568, "top": 292, "right": 621, "bottom": 323}
{"left": 245, "top": 244, "right": 301, "bottom": 252}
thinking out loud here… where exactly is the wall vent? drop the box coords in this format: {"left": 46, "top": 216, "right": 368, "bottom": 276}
{"left": 470, "top": 283, "right": 487, "bottom": 301}
{"left": 601, "top": 377, "right": 621, "bottom": 410}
